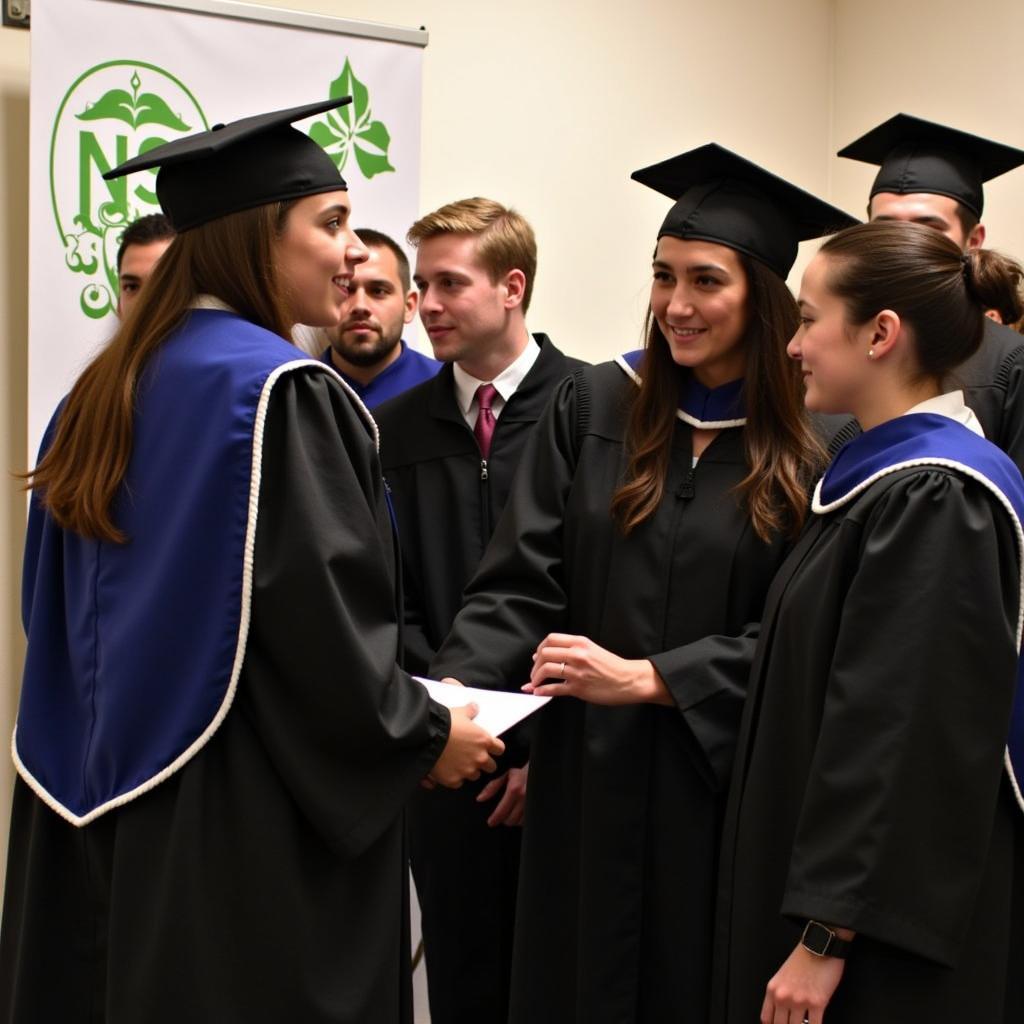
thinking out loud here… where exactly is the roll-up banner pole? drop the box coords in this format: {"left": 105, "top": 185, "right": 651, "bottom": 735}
{"left": 28, "top": 0, "right": 426, "bottom": 457}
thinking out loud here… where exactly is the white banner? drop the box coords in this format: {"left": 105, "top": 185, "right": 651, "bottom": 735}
{"left": 29, "top": 0, "right": 425, "bottom": 455}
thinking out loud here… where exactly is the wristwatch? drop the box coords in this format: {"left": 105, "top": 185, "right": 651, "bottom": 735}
{"left": 800, "top": 920, "right": 853, "bottom": 958}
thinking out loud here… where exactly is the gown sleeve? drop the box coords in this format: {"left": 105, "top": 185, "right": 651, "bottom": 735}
{"left": 240, "top": 368, "right": 450, "bottom": 859}
{"left": 781, "top": 469, "right": 1020, "bottom": 966}
{"left": 397, "top": 566, "right": 436, "bottom": 676}
{"left": 430, "top": 378, "right": 576, "bottom": 688}
{"left": 648, "top": 625, "right": 762, "bottom": 792}
{"left": 996, "top": 344, "right": 1024, "bottom": 474}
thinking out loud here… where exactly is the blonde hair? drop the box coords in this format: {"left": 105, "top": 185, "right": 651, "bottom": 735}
{"left": 407, "top": 197, "right": 538, "bottom": 312}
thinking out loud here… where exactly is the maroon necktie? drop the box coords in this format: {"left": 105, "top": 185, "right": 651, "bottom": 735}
{"left": 473, "top": 383, "right": 498, "bottom": 459}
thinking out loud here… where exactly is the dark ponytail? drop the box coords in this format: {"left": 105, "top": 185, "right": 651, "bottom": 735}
{"left": 965, "top": 248, "right": 1024, "bottom": 327}
{"left": 819, "top": 221, "right": 1024, "bottom": 382}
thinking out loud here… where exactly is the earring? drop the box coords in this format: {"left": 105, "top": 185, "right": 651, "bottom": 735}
{"left": 868, "top": 348, "right": 876, "bottom": 359}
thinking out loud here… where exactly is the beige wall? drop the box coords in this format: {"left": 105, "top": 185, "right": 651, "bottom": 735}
{"left": 832, "top": 0, "right": 1024, "bottom": 254}
{"left": 243, "top": 0, "right": 835, "bottom": 352}
{"left": 1, "top": 0, "right": 1023, "bottom": 891}
{"left": 0, "top": 22, "right": 29, "bottom": 871}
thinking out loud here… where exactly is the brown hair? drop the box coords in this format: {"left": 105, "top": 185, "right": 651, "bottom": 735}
{"left": 23, "top": 200, "right": 297, "bottom": 543}
{"left": 976, "top": 253, "right": 1024, "bottom": 328}
{"left": 819, "top": 221, "right": 1024, "bottom": 381}
{"left": 954, "top": 202, "right": 981, "bottom": 242}
{"left": 611, "top": 253, "right": 825, "bottom": 542}
{"left": 356, "top": 226, "right": 412, "bottom": 293}
{"left": 407, "top": 197, "right": 538, "bottom": 312}
{"left": 116, "top": 212, "right": 175, "bottom": 272}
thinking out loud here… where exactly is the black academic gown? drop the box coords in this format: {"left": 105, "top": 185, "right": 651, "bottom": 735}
{"left": 713, "top": 465, "right": 1021, "bottom": 1023}
{"left": 825, "top": 317, "right": 1024, "bottom": 1018}
{"left": 430, "top": 361, "right": 791, "bottom": 1023}
{"left": 373, "top": 334, "right": 583, "bottom": 1024}
{"left": 0, "top": 370, "right": 449, "bottom": 1024}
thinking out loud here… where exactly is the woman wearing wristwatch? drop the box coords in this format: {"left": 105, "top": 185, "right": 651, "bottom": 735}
{"left": 713, "top": 221, "right": 1024, "bottom": 1023}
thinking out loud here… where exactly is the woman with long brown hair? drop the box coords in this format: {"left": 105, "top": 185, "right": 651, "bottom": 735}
{"left": 0, "top": 100, "right": 501, "bottom": 1024}
{"left": 427, "top": 146, "right": 857, "bottom": 1022}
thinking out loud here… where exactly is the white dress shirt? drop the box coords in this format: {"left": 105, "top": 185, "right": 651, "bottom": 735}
{"left": 902, "top": 389, "right": 984, "bottom": 437}
{"left": 452, "top": 334, "right": 541, "bottom": 429}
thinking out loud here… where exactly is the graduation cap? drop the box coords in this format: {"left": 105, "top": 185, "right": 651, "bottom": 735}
{"left": 103, "top": 98, "right": 351, "bottom": 231}
{"left": 837, "top": 113, "right": 1024, "bottom": 218}
{"left": 631, "top": 144, "right": 859, "bottom": 278}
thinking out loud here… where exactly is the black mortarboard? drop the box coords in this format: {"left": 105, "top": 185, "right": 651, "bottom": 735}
{"left": 837, "top": 113, "right": 1024, "bottom": 218}
{"left": 631, "top": 144, "right": 859, "bottom": 278}
{"left": 103, "top": 98, "right": 351, "bottom": 231}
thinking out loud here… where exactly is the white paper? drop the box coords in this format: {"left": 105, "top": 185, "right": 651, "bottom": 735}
{"left": 414, "top": 677, "right": 550, "bottom": 737}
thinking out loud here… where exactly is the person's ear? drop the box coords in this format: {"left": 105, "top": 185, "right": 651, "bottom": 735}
{"left": 966, "top": 221, "right": 986, "bottom": 251}
{"left": 502, "top": 269, "right": 526, "bottom": 310}
{"left": 865, "top": 309, "right": 902, "bottom": 361}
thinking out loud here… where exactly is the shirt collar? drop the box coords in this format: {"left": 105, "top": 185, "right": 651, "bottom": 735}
{"left": 452, "top": 333, "right": 541, "bottom": 414}
{"left": 901, "top": 389, "right": 984, "bottom": 436}
{"left": 191, "top": 294, "right": 236, "bottom": 313}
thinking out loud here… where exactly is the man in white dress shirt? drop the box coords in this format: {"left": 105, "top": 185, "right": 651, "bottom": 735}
{"left": 373, "top": 197, "right": 583, "bottom": 1024}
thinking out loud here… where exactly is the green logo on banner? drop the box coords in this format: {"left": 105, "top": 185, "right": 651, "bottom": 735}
{"left": 307, "top": 58, "right": 396, "bottom": 179}
{"left": 50, "top": 61, "right": 207, "bottom": 320}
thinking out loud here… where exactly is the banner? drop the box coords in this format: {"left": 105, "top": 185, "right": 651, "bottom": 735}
{"left": 28, "top": 0, "right": 425, "bottom": 454}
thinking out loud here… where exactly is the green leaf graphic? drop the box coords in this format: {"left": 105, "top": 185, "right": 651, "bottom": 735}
{"left": 133, "top": 93, "right": 191, "bottom": 132}
{"left": 308, "top": 120, "right": 349, "bottom": 172}
{"left": 327, "top": 58, "right": 369, "bottom": 130}
{"left": 354, "top": 121, "right": 395, "bottom": 178}
{"left": 310, "top": 58, "right": 394, "bottom": 179}
{"left": 77, "top": 89, "right": 137, "bottom": 127}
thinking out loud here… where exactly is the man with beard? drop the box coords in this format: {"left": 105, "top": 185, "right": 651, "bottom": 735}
{"left": 321, "top": 228, "right": 440, "bottom": 408}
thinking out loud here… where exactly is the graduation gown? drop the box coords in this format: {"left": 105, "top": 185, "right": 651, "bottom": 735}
{"left": 0, "top": 367, "right": 449, "bottom": 1023}
{"left": 713, "top": 412, "right": 1023, "bottom": 1023}
{"left": 824, "top": 318, "right": 1024, "bottom": 1017}
{"left": 430, "top": 361, "right": 791, "bottom": 1023}
{"left": 373, "top": 334, "right": 583, "bottom": 1024}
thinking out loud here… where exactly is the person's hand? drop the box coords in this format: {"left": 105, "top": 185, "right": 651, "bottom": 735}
{"left": 429, "top": 703, "right": 504, "bottom": 788}
{"left": 760, "top": 943, "right": 846, "bottom": 1024}
{"left": 522, "top": 634, "right": 673, "bottom": 706}
{"left": 477, "top": 763, "right": 529, "bottom": 826}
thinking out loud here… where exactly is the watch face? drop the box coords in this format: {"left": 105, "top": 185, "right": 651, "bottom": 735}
{"left": 801, "top": 920, "right": 834, "bottom": 956}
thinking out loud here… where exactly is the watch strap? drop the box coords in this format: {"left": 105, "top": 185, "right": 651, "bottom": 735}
{"left": 800, "top": 919, "right": 852, "bottom": 958}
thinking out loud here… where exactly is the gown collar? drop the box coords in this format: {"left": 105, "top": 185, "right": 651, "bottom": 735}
{"left": 815, "top": 392, "right": 983, "bottom": 512}
{"left": 191, "top": 294, "right": 236, "bottom": 313}
{"left": 812, "top": 391, "right": 1024, "bottom": 820}
{"left": 615, "top": 349, "right": 746, "bottom": 428}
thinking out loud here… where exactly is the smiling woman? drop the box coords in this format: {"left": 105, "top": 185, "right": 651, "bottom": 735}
{"left": 276, "top": 191, "right": 366, "bottom": 327}
{"left": 649, "top": 237, "right": 749, "bottom": 387}
{"left": 429, "top": 145, "right": 858, "bottom": 1023}
{"left": 0, "top": 99, "right": 503, "bottom": 1024}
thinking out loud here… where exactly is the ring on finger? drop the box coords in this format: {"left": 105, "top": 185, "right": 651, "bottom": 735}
{"left": 559, "top": 660, "right": 566, "bottom": 677}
